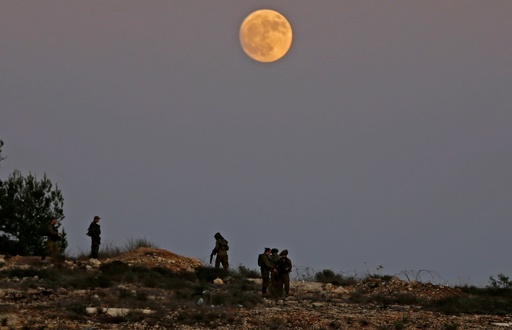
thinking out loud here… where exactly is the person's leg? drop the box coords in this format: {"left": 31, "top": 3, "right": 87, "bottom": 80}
{"left": 46, "top": 240, "right": 54, "bottom": 258}
{"left": 283, "top": 273, "right": 290, "bottom": 295}
{"left": 276, "top": 275, "right": 284, "bottom": 296}
{"left": 261, "top": 269, "right": 269, "bottom": 294}
{"left": 91, "top": 240, "right": 99, "bottom": 258}
{"left": 222, "top": 255, "right": 229, "bottom": 269}
{"left": 41, "top": 240, "right": 49, "bottom": 261}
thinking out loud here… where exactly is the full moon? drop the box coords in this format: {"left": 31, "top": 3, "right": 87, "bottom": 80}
{"left": 239, "top": 9, "right": 293, "bottom": 63}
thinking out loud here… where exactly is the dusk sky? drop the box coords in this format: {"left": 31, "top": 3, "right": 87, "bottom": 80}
{"left": 1, "top": 1, "right": 511, "bottom": 285}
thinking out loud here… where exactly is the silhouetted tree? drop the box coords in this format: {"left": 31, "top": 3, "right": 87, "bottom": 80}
{"left": 0, "top": 170, "right": 66, "bottom": 255}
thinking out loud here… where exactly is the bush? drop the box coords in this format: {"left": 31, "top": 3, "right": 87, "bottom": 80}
{"left": 195, "top": 266, "right": 228, "bottom": 282}
{"left": 0, "top": 170, "right": 65, "bottom": 256}
{"left": 124, "top": 237, "right": 159, "bottom": 251}
{"left": 236, "top": 264, "right": 260, "bottom": 278}
{"left": 314, "top": 269, "right": 358, "bottom": 286}
{"left": 488, "top": 273, "right": 512, "bottom": 289}
{"left": 425, "top": 288, "right": 512, "bottom": 315}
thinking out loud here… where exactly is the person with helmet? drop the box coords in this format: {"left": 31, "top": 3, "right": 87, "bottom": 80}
{"left": 211, "top": 232, "right": 229, "bottom": 269}
{"left": 276, "top": 249, "right": 293, "bottom": 296}
{"left": 258, "top": 247, "right": 275, "bottom": 295}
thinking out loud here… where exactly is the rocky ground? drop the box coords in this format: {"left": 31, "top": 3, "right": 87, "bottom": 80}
{"left": 1, "top": 248, "right": 512, "bottom": 329}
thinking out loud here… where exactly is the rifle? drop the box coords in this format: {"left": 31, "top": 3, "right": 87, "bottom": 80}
{"left": 209, "top": 250, "right": 215, "bottom": 264}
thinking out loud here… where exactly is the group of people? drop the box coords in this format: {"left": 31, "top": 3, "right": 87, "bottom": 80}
{"left": 42, "top": 216, "right": 101, "bottom": 261}
{"left": 210, "top": 232, "right": 293, "bottom": 297}
{"left": 258, "top": 247, "right": 293, "bottom": 297}
{"left": 45, "top": 223, "right": 292, "bottom": 296}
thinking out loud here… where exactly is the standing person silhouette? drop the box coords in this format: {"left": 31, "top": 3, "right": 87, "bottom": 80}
{"left": 211, "top": 232, "right": 229, "bottom": 269}
{"left": 86, "top": 216, "right": 101, "bottom": 259}
{"left": 41, "top": 218, "right": 61, "bottom": 261}
{"left": 258, "top": 247, "right": 275, "bottom": 295}
{"left": 276, "top": 249, "right": 293, "bottom": 296}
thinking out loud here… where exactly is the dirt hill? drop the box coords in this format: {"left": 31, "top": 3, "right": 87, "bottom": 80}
{"left": 1, "top": 248, "right": 511, "bottom": 329}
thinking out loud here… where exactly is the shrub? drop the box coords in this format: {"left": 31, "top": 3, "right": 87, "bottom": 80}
{"left": 424, "top": 288, "right": 512, "bottom": 316}
{"left": 124, "top": 237, "right": 159, "bottom": 251}
{"left": 488, "top": 273, "right": 512, "bottom": 289}
{"left": 236, "top": 264, "right": 260, "bottom": 278}
{"left": 100, "top": 260, "right": 131, "bottom": 276}
{"left": 0, "top": 170, "right": 66, "bottom": 256}
{"left": 195, "top": 266, "right": 228, "bottom": 282}
{"left": 98, "top": 242, "right": 124, "bottom": 259}
{"left": 174, "top": 307, "right": 235, "bottom": 327}
{"left": 314, "top": 269, "right": 358, "bottom": 286}
{"left": 348, "top": 291, "right": 369, "bottom": 304}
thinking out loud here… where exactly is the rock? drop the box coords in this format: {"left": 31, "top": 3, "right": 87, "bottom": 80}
{"left": 86, "top": 307, "right": 153, "bottom": 317}
{"left": 104, "top": 308, "right": 130, "bottom": 317}
{"left": 213, "top": 278, "right": 224, "bottom": 285}
{"left": 293, "top": 281, "right": 323, "bottom": 293}
{"left": 333, "top": 286, "right": 349, "bottom": 294}
{"left": 85, "top": 307, "right": 98, "bottom": 314}
{"left": 89, "top": 259, "right": 101, "bottom": 267}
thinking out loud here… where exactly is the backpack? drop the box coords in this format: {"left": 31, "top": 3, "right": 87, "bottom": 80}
{"left": 257, "top": 254, "right": 264, "bottom": 267}
{"left": 220, "top": 239, "right": 229, "bottom": 251}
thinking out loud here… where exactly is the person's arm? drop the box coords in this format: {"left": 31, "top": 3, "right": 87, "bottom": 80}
{"left": 262, "top": 255, "right": 275, "bottom": 270}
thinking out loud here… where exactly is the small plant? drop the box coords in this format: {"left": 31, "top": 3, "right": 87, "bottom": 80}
{"left": 364, "top": 263, "right": 384, "bottom": 276}
{"left": 442, "top": 321, "right": 460, "bottom": 330}
{"left": 236, "top": 264, "right": 260, "bottom": 278}
{"left": 124, "top": 237, "right": 159, "bottom": 251}
{"left": 174, "top": 307, "right": 235, "bottom": 327}
{"left": 315, "top": 269, "right": 336, "bottom": 282}
{"left": 328, "top": 320, "right": 342, "bottom": 329}
{"left": 99, "top": 260, "right": 131, "bottom": 277}
{"left": 425, "top": 291, "right": 512, "bottom": 316}
{"left": 98, "top": 242, "right": 124, "bottom": 258}
{"left": 0, "top": 266, "right": 46, "bottom": 279}
{"left": 370, "top": 293, "right": 419, "bottom": 307}
{"left": 398, "top": 269, "right": 445, "bottom": 284}
{"left": 488, "top": 273, "right": 512, "bottom": 289}
{"left": 195, "top": 265, "right": 228, "bottom": 282}
{"left": 65, "top": 301, "right": 88, "bottom": 320}
{"left": 296, "top": 266, "right": 316, "bottom": 282}
{"left": 393, "top": 316, "right": 411, "bottom": 330}
{"left": 314, "top": 269, "right": 358, "bottom": 286}
{"left": 348, "top": 291, "right": 369, "bottom": 304}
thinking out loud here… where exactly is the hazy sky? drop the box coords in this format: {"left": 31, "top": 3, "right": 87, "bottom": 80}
{"left": 2, "top": 1, "right": 511, "bottom": 285}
